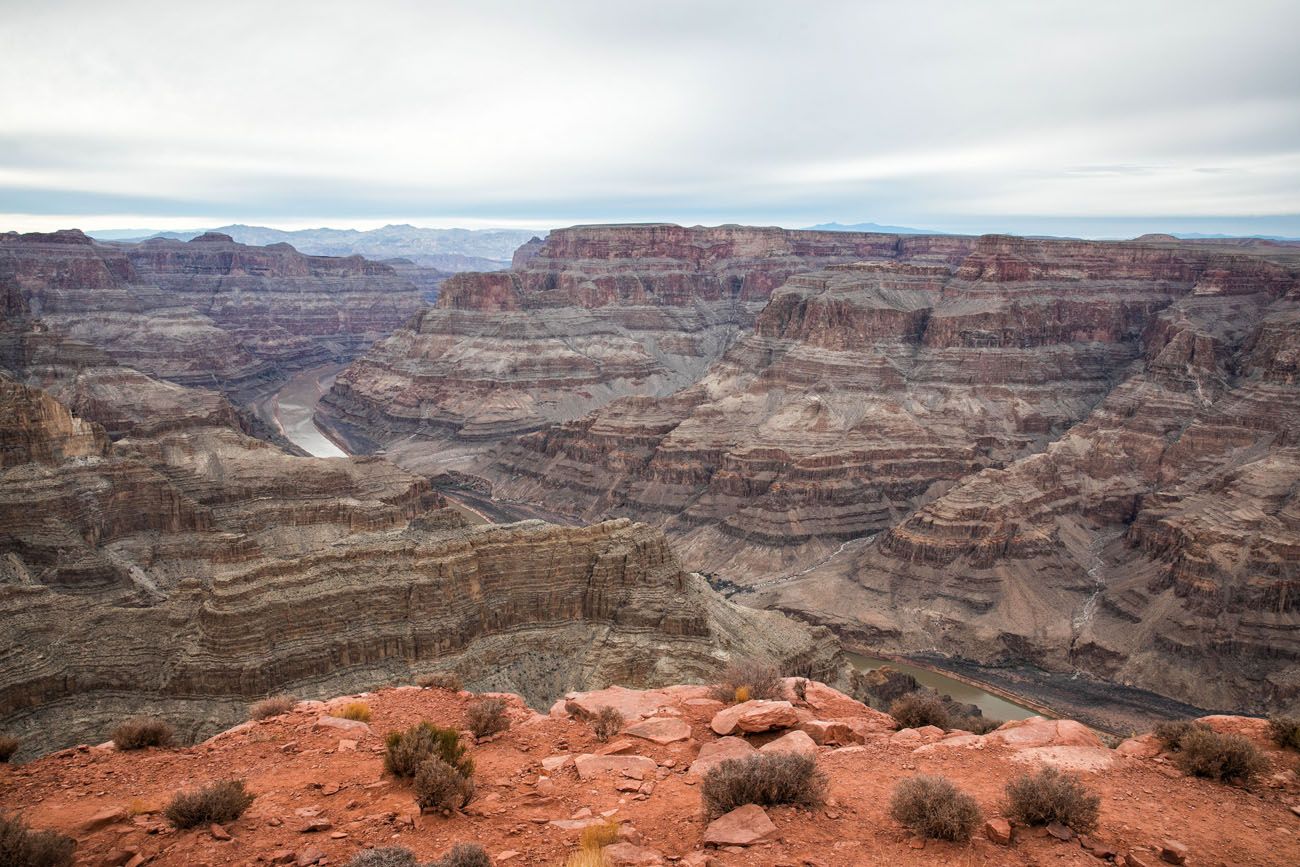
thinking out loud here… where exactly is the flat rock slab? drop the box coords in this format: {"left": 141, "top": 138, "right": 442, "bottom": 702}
{"left": 574, "top": 753, "right": 658, "bottom": 780}
{"left": 312, "top": 716, "right": 370, "bottom": 735}
{"left": 710, "top": 700, "right": 799, "bottom": 735}
{"left": 987, "top": 718, "right": 1102, "bottom": 749}
{"left": 565, "top": 686, "right": 678, "bottom": 722}
{"left": 603, "top": 842, "right": 667, "bottom": 866}
{"left": 690, "top": 736, "right": 756, "bottom": 776}
{"left": 758, "top": 729, "right": 818, "bottom": 755}
{"left": 624, "top": 717, "right": 691, "bottom": 745}
{"left": 1009, "top": 745, "right": 1115, "bottom": 772}
{"left": 703, "top": 804, "right": 778, "bottom": 847}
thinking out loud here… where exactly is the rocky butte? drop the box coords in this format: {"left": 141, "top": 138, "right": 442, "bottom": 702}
{"left": 324, "top": 226, "right": 1300, "bottom": 720}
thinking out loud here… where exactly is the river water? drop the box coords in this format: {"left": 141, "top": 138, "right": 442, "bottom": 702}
{"left": 847, "top": 652, "right": 1039, "bottom": 722}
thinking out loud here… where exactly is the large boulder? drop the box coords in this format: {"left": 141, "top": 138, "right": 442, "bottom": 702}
{"left": 986, "top": 718, "right": 1103, "bottom": 749}
{"left": 759, "top": 729, "right": 818, "bottom": 756}
{"left": 710, "top": 700, "right": 800, "bottom": 735}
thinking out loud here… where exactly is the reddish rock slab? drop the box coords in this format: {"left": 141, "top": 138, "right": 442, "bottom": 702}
{"left": 603, "top": 841, "right": 667, "bottom": 865}
{"left": 689, "top": 736, "right": 757, "bottom": 776}
{"left": 799, "top": 719, "right": 855, "bottom": 745}
{"left": 758, "top": 729, "right": 818, "bottom": 755}
{"left": 985, "top": 817, "right": 1012, "bottom": 845}
{"left": 573, "top": 753, "right": 658, "bottom": 780}
{"left": 710, "top": 700, "right": 800, "bottom": 735}
{"left": 702, "top": 804, "right": 778, "bottom": 847}
{"left": 624, "top": 717, "right": 691, "bottom": 745}
{"left": 312, "top": 716, "right": 370, "bottom": 735}
{"left": 987, "top": 718, "right": 1103, "bottom": 749}
{"left": 565, "top": 686, "right": 677, "bottom": 722}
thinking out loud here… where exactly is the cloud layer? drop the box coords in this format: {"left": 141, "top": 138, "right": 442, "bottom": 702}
{"left": 3, "top": 0, "right": 1298, "bottom": 235}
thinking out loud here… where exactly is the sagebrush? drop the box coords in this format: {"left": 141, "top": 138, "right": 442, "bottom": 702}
{"left": 1174, "top": 728, "right": 1266, "bottom": 783}
{"left": 1003, "top": 766, "right": 1100, "bottom": 831}
{"left": 430, "top": 844, "right": 491, "bottom": 867}
{"left": 346, "top": 847, "right": 419, "bottom": 867}
{"left": 249, "top": 695, "right": 295, "bottom": 720}
{"left": 111, "top": 716, "right": 175, "bottom": 750}
{"left": 413, "top": 757, "right": 476, "bottom": 812}
{"left": 700, "top": 752, "right": 827, "bottom": 817}
{"left": 1153, "top": 719, "right": 1209, "bottom": 751}
{"left": 592, "top": 706, "right": 624, "bottom": 742}
{"left": 709, "top": 657, "right": 783, "bottom": 703}
{"left": 889, "top": 692, "right": 949, "bottom": 729}
{"left": 1269, "top": 715, "right": 1300, "bottom": 751}
{"left": 889, "top": 775, "right": 982, "bottom": 841}
{"left": 465, "top": 697, "right": 510, "bottom": 739}
{"left": 163, "top": 779, "right": 254, "bottom": 828}
{"left": 0, "top": 813, "right": 76, "bottom": 867}
{"left": 384, "top": 722, "right": 472, "bottom": 779}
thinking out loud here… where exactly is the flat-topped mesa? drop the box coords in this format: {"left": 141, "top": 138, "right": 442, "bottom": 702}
{"left": 0, "top": 229, "right": 425, "bottom": 393}
{"left": 317, "top": 224, "right": 977, "bottom": 457}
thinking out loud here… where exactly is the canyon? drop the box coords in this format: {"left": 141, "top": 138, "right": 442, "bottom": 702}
{"left": 0, "top": 231, "right": 843, "bottom": 760}
{"left": 323, "top": 225, "right": 1300, "bottom": 719}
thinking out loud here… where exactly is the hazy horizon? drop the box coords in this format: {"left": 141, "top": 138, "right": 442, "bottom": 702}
{"left": 3, "top": 0, "right": 1298, "bottom": 238}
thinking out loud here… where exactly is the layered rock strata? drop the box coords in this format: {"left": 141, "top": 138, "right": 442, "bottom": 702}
{"left": 318, "top": 224, "right": 976, "bottom": 454}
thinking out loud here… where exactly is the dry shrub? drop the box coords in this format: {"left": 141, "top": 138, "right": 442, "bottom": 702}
{"left": 1269, "top": 715, "right": 1300, "bottom": 751}
{"left": 1004, "top": 766, "right": 1100, "bottom": 831}
{"left": 562, "top": 850, "right": 607, "bottom": 867}
{"left": 430, "top": 844, "right": 491, "bottom": 867}
{"left": 338, "top": 701, "right": 371, "bottom": 722}
{"left": 249, "top": 695, "right": 295, "bottom": 720}
{"left": 888, "top": 692, "right": 949, "bottom": 730}
{"left": 465, "top": 697, "right": 510, "bottom": 739}
{"left": 592, "top": 706, "right": 624, "bottom": 742}
{"left": 163, "top": 779, "right": 254, "bottom": 828}
{"left": 792, "top": 678, "right": 808, "bottom": 702}
{"left": 0, "top": 735, "right": 18, "bottom": 763}
{"left": 385, "top": 722, "right": 472, "bottom": 779}
{"left": 111, "top": 716, "right": 175, "bottom": 750}
{"left": 700, "top": 752, "right": 827, "bottom": 818}
{"left": 417, "top": 672, "right": 463, "bottom": 691}
{"left": 578, "top": 818, "right": 620, "bottom": 850}
{"left": 0, "top": 813, "right": 76, "bottom": 867}
{"left": 346, "top": 847, "right": 418, "bottom": 867}
{"left": 889, "top": 775, "right": 982, "bottom": 842}
{"left": 1153, "top": 719, "right": 1209, "bottom": 751}
{"left": 953, "top": 715, "right": 1002, "bottom": 735}
{"left": 710, "top": 657, "right": 783, "bottom": 703}
{"left": 413, "top": 757, "right": 475, "bottom": 812}
{"left": 1175, "top": 728, "right": 1267, "bottom": 783}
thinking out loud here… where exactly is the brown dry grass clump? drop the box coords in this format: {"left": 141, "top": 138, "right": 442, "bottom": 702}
{"left": 1269, "top": 715, "right": 1300, "bottom": 751}
{"left": 338, "top": 701, "right": 372, "bottom": 722}
{"left": 888, "top": 692, "right": 949, "bottom": 729}
{"left": 1174, "top": 728, "right": 1267, "bottom": 783}
{"left": 0, "top": 735, "right": 18, "bottom": 763}
{"left": 111, "top": 716, "right": 175, "bottom": 750}
{"left": 700, "top": 752, "right": 827, "bottom": 818}
{"left": 889, "top": 775, "right": 983, "bottom": 841}
{"left": 431, "top": 844, "right": 491, "bottom": 867}
{"left": 578, "top": 818, "right": 620, "bottom": 849}
{"left": 345, "top": 848, "right": 420, "bottom": 867}
{"left": 163, "top": 779, "right": 254, "bottom": 828}
{"left": 249, "top": 695, "right": 295, "bottom": 720}
{"left": 384, "top": 722, "right": 472, "bottom": 779}
{"left": 417, "top": 672, "right": 463, "bottom": 691}
{"left": 465, "top": 697, "right": 510, "bottom": 740}
{"left": 1004, "top": 766, "right": 1100, "bottom": 831}
{"left": 592, "top": 706, "right": 624, "bottom": 742}
{"left": 709, "top": 657, "right": 783, "bottom": 703}
{"left": 413, "top": 758, "right": 475, "bottom": 812}
{"left": 0, "top": 813, "right": 76, "bottom": 867}
{"left": 1153, "top": 719, "right": 1209, "bottom": 751}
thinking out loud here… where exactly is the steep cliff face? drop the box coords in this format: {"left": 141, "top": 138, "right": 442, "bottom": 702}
{"left": 318, "top": 224, "right": 976, "bottom": 453}
{"left": 0, "top": 229, "right": 425, "bottom": 392}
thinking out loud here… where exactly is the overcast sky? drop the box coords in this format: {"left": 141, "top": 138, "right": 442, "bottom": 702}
{"left": 2, "top": 0, "right": 1298, "bottom": 237}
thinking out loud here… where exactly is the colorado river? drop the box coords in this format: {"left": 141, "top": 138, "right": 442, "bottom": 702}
{"left": 253, "top": 363, "right": 349, "bottom": 458}
{"left": 848, "top": 652, "right": 1040, "bottom": 722}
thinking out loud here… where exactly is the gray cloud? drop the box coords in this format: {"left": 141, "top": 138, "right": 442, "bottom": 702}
{"left": 1, "top": 0, "right": 1297, "bottom": 235}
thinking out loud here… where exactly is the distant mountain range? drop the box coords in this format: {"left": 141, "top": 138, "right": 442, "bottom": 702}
{"left": 804, "top": 222, "right": 1300, "bottom": 242}
{"left": 88, "top": 224, "right": 545, "bottom": 271}
{"left": 803, "top": 221, "right": 938, "bottom": 234}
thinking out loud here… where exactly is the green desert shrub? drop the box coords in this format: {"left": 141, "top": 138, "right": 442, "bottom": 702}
{"left": 385, "top": 722, "right": 473, "bottom": 779}
{"left": 1003, "top": 766, "right": 1100, "bottom": 832}
{"left": 1268, "top": 715, "right": 1300, "bottom": 751}
{"left": 1174, "top": 728, "right": 1267, "bottom": 783}
{"left": 700, "top": 752, "right": 827, "bottom": 818}
{"left": 0, "top": 813, "right": 76, "bottom": 867}
{"left": 111, "top": 716, "right": 175, "bottom": 750}
{"left": 709, "top": 657, "right": 784, "bottom": 703}
{"left": 163, "top": 779, "right": 255, "bottom": 828}
{"left": 592, "top": 706, "right": 624, "bottom": 742}
{"left": 413, "top": 758, "right": 476, "bottom": 812}
{"left": 249, "top": 695, "right": 296, "bottom": 720}
{"left": 889, "top": 691, "right": 950, "bottom": 729}
{"left": 465, "top": 698, "right": 510, "bottom": 740}
{"left": 889, "top": 775, "right": 983, "bottom": 841}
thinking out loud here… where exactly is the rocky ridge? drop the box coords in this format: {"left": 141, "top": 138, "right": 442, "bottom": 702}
{"left": 2, "top": 679, "right": 1296, "bottom": 866}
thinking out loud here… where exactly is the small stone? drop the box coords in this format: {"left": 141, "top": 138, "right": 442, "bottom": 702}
{"left": 321, "top": 783, "right": 340, "bottom": 796}
{"left": 1159, "top": 839, "right": 1188, "bottom": 865}
{"left": 497, "top": 853, "right": 520, "bottom": 863}
{"left": 984, "top": 817, "right": 1012, "bottom": 845}
{"left": 268, "top": 852, "right": 295, "bottom": 865}
{"left": 702, "top": 804, "right": 778, "bottom": 847}
{"left": 209, "top": 823, "right": 231, "bottom": 841}
{"left": 296, "top": 847, "right": 327, "bottom": 867}
{"left": 1046, "top": 822, "right": 1074, "bottom": 841}
{"left": 603, "top": 841, "right": 667, "bottom": 866}
{"left": 908, "top": 838, "right": 925, "bottom": 849}
{"left": 299, "top": 818, "right": 332, "bottom": 833}
{"left": 337, "top": 739, "right": 357, "bottom": 752}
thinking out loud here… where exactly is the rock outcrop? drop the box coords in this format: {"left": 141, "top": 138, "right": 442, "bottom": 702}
{"left": 317, "top": 224, "right": 975, "bottom": 458}
{"left": 1, "top": 229, "right": 425, "bottom": 393}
